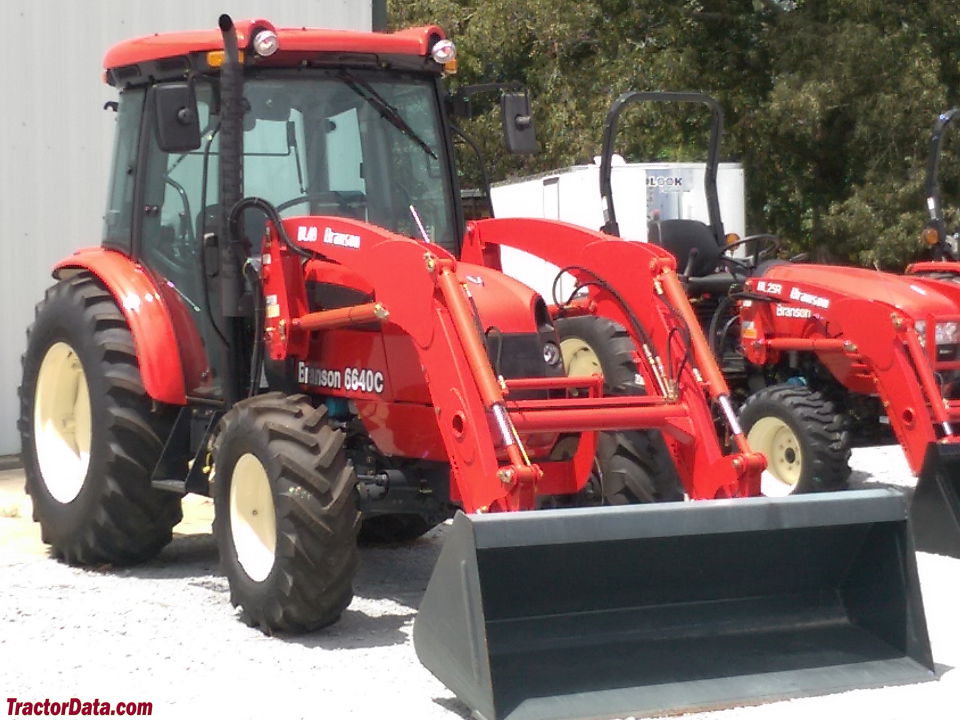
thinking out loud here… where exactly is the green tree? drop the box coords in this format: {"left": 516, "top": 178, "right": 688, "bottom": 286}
{"left": 389, "top": 0, "right": 960, "bottom": 267}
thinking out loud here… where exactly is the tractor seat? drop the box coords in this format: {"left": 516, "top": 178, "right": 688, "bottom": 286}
{"left": 649, "top": 219, "right": 721, "bottom": 277}
{"left": 650, "top": 219, "right": 735, "bottom": 295}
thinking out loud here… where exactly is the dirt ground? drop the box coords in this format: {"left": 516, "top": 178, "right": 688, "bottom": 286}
{"left": 1, "top": 447, "right": 957, "bottom": 720}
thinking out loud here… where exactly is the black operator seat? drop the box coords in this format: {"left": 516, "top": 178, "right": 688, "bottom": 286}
{"left": 648, "top": 218, "right": 736, "bottom": 295}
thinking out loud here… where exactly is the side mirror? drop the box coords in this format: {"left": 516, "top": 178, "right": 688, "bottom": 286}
{"left": 154, "top": 83, "right": 201, "bottom": 152}
{"left": 501, "top": 92, "right": 538, "bottom": 155}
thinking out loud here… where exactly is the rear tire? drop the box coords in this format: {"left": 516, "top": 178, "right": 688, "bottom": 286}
{"left": 739, "top": 384, "right": 851, "bottom": 495}
{"left": 18, "top": 272, "right": 182, "bottom": 565}
{"left": 555, "top": 316, "right": 683, "bottom": 503}
{"left": 212, "top": 393, "right": 360, "bottom": 634}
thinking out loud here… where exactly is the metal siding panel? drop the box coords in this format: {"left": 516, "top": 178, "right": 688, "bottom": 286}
{"left": 0, "top": 1, "right": 373, "bottom": 455}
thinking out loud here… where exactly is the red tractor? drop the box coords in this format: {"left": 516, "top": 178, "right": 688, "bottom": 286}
{"left": 18, "top": 18, "right": 935, "bottom": 720}
{"left": 598, "top": 92, "right": 960, "bottom": 557}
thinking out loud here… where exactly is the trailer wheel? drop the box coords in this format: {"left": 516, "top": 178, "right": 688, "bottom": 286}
{"left": 212, "top": 393, "right": 360, "bottom": 633}
{"left": 739, "top": 384, "right": 851, "bottom": 496}
{"left": 358, "top": 514, "right": 436, "bottom": 544}
{"left": 18, "top": 272, "right": 182, "bottom": 564}
{"left": 555, "top": 316, "right": 683, "bottom": 502}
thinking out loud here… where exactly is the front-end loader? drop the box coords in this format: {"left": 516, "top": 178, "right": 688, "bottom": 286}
{"left": 18, "top": 18, "right": 935, "bottom": 720}
{"left": 597, "top": 92, "right": 960, "bottom": 558}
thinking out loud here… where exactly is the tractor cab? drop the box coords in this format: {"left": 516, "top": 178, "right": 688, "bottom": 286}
{"left": 102, "top": 19, "right": 536, "bottom": 400}
{"left": 103, "top": 22, "right": 465, "bottom": 397}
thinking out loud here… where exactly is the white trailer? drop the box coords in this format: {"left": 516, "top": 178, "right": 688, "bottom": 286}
{"left": 490, "top": 160, "right": 745, "bottom": 300}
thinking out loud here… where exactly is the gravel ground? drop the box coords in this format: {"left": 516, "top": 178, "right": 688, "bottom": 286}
{"left": 1, "top": 446, "right": 957, "bottom": 720}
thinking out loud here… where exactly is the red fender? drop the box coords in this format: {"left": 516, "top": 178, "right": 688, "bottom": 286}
{"left": 53, "top": 248, "right": 187, "bottom": 405}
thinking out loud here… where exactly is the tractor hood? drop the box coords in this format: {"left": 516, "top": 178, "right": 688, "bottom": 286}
{"left": 456, "top": 263, "right": 550, "bottom": 335}
{"left": 756, "top": 263, "right": 960, "bottom": 318}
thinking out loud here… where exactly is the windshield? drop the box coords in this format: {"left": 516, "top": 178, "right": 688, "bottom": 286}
{"left": 241, "top": 71, "right": 456, "bottom": 249}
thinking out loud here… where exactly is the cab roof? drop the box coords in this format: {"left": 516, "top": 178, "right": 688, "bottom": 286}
{"left": 103, "top": 18, "right": 445, "bottom": 83}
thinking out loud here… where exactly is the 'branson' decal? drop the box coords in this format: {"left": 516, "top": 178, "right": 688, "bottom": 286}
{"left": 788, "top": 286, "right": 830, "bottom": 309}
{"left": 296, "top": 226, "right": 362, "bottom": 249}
{"left": 775, "top": 304, "right": 813, "bottom": 319}
{"left": 323, "top": 227, "right": 361, "bottom": 249}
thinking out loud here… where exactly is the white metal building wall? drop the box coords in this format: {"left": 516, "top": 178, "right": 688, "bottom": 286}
{"left": 0, "top": 1, "right": 376, "bottom": 455}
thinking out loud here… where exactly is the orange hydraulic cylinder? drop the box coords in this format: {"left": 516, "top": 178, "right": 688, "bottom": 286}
{"left": 292, "top": 302, "right": 388, "bottom": 331}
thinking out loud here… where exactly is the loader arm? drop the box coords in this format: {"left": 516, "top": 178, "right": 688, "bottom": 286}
{"left": 261, "top": 216, "right": 514, "bottom": 511}
{"left": 743, "top": 279, "right": 960, "bottom": 475}
{"left": 463, "top": 217, "right": 764, "bottom": 498}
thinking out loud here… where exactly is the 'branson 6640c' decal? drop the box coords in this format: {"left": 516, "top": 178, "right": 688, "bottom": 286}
{"left": 297, "top": 362, "right": 384, "bottom": 394}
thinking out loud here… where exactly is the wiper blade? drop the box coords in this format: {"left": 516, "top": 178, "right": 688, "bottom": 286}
{"left": 338, "top": 71, "right": 437, "bottom": 160}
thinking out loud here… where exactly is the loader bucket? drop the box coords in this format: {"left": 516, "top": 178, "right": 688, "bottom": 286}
{"left": 414, "top": 489, "right": 934, "bottom": 720}
{"left": 911, "top": 442, "right": 960, "bottom": 558}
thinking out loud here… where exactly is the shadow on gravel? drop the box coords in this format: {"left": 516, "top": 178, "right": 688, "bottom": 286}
{"left": 847, "top": 470, "right": 916, "bottom": 496}
{"left": 276, "top": 607, "right": 417, "bottom": 650}
{"left": 431, "top": 697, "right": 473, "bottom": 719}
{"left": 94, "top": 532, "right": 221, "bottom": 580}
{"left": 95, "top": 524, "right": 450, "bottom": 649}
{"left": 353, "top": 526, "right": 447, "bottom": 605}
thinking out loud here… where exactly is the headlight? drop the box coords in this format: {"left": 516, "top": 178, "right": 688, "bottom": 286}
{"left": 430, "top": 39, "right": 456, "bottom": 64}
{"left": 915, "top": 320, "right": 926, "bottom": 347}
{"left": 914, "top": 320, "right": 960, "bottom": 347}
{"left": 936, "top": 321, "right": 960, "bottom": 345}
{"left": 252, "top": 29, "right": 279, "bottom": 56}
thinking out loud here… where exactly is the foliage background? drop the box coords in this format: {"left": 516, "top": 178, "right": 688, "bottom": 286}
{"left": 388, "top": 0, "right": 960, "bottom": 267}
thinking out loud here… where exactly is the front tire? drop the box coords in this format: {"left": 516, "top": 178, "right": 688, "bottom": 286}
{"left": 590, "top": 431, "right": 683, "bottom": 504}
{"left": 18, "top": 272, "right": 182, "bottom": 565}
{"left": 212, "top": 393, "right": 360, "bottom": 634}
{"left": 739, "top": 384, "right": 851, "bottom": 496}
{"left": 555, "top": 316, "right": 683, "bottom": 503}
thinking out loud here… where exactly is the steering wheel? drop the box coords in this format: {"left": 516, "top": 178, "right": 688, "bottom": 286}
{"left": 719, "top": 233, "right": 782, "bottom": 275}
{"left": 275, "top": 191, "right": 367, "bottom": 218}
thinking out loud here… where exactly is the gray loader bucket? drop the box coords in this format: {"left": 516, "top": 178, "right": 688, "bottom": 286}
{"left": 911, "top": 442, "right": 960, "bottom": 558}
{"left": 414, "top": 489, "right": 934, "bottom": 720}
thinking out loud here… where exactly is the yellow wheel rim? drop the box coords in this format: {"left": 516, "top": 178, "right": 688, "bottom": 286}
{"left": 229, "top": 453, "right": 277, "bottom": 582}
{"left": 33, "top": 342, "right": 92, "bottom": 503}
{"left": 560, "top": 337, "right": 602, "bottom": 379}
{"left": 748, "top": 416, "right": 803, "bottom": 496}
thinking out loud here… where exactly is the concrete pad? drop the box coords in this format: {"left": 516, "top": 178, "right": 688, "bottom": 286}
{"left": 0, "top": 468, "right": 29, "bottom": 519}
{"left": 0, "top": 466, "right": 212, "bottom": 553}
{"left": 177, "top": 494, "right": 215, "bottom": 536}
